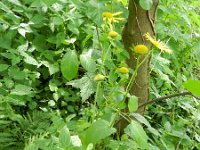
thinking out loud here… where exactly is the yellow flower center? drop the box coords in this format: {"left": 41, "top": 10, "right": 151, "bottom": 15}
{"left": 102, "top": 12, "right": 113, "bottom": 19}
{"left": 134, "top": 44, "right": 149, "bottom": 54}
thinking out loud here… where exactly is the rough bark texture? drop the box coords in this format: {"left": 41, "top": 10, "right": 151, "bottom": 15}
{"left": 116, "top": 0, "right": 159, "bottom": 135}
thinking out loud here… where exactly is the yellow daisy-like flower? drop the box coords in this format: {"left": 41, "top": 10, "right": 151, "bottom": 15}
{"left": 108, "top": 30, "right": 118, "bottom": 38}
{"left": 102, "top": 11, "right": 124, "bottom": 23}
{"left": 144, "top": 33, "right": 172, "bottom": 54}
{"left": 134, "top": 44, "right": 149, "bottom": 54}
{"left": 102, "top": 12, "right": 113, "bottom": 19}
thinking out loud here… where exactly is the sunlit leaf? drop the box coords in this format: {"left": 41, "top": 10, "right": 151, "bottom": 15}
{"left": 183, "top": 80, "right": 200, "bottom": 97}
{"left": 80, "top": 50, "right": 96, "bottom": 73}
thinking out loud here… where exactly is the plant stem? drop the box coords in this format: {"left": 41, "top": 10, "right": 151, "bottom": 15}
{"left": 123, "top": 52, "right": 151, "bottom": 101}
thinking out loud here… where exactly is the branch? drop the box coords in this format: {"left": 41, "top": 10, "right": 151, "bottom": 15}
{"left": 138, "top": 91, "right": 199, "bottom": 108}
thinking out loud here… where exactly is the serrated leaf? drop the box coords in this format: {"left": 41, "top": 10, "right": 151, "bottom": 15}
{"left": 81, "top": 119, "right": 116, "bottom": 146}
{"left": 80, "top": 50, "right": 96, "bottom": 73}
{"left": 128, "top": 95, "right": 138, "bottom": 112}
{"left": 67, "top": 74, "right": 96, "bottom": 101}
{"left": 59, "top": 126, "right": 71, "bottom": 148}
{"left": 183, "top": 80, "right": 200, "bottom": 97}
{"left": 11, "top": 84, "right": 32, "bottom": 95}
{"left": 125, "top": 120, "right": 149, "bottom": 149}
{"left": 139, "top": 0, "right": 153, "bottom": 10}
{"left": 61, "top": 50, "right": 79, "bottom": 81}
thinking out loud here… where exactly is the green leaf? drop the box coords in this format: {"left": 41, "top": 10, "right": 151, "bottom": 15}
{"left": 0, "top": 30, "right": 17, "bottom": 49}
{"left": 21, "top": 52, "right": 40, "bottom": 66}
{"left": 131, "top": 113, "right": 151, "bottom": 127}
{"left": 68, "top": 22, "right": 80, "bottom": 35}
{"left": 61, "top": 50, "right": 79, "bottom": 81}
{"left": 41, "top": 61, "right": 59, "bottom": 75}
{"left": 81, "top": 119, "right": 116, "bottom": 147}
{"left": 131, "top": 113, "right": 161, "bottom": 136}
{"left": 4, "top": 78, "right": 14, "bottom": 89}
{"left": 8, "top": 66, "right": 26, "bottom": 80}
{"left": 80, "top": 50, "right": 96, "bottom": 73}
{"left": 56, "top": 32, "right": 65, "bottom": 47}
{"left": 11, "top": 84, "right": 32, "bottom": 95}
{"left": 183, "top": 80, "right": 200, "bottom": 97}
{"left": 42, "top": 0, "right": 57, "bottom": 6}
{"left": 67, "top": 74, "right": 96, "bottom": 101}
{"left": 0, "top": 64, "right": 9, "bottom": 72}
{"left": 125, "top": 120, "right": 149, "bottom": 149}
{"left": 139, "top": 0, "right": 153, "bottom": 10}
{"left": 17, "top": 43, "right": 40, "bottom": 66}
{"left": 7, "top": 0, "right": 22, "bottom": 6}
{"left": 51, "top": 16, "right": 63, "bottom": 25}
{"left": 59, "top": 126, "right": 71, "bottom": 148}
{"left": 63, "top": 38, "right": 77, "bottom": 45}
{"left": 128, "top": 95, "right": 138, "bottom": 112}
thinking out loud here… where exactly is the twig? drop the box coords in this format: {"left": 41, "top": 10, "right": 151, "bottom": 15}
{"left": 138, "top": 91, "right": 199, "bottom": 108}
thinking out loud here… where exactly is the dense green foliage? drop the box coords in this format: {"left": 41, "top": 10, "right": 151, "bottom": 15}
{"left": 0, "top": 0, "right": 199, "bottom": 149}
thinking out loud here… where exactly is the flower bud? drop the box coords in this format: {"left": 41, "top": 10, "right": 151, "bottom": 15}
{"left": 94, "top": 74, "right": 105, "bottom": 81}
{"left": 108, "top": 31, "right": 118, "bottom": 38}
{"left": 118, "top": 67, "right": 129, "bottom": 74}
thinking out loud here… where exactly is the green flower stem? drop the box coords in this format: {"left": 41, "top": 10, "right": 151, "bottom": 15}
{"left": 123, "top": 52, "right": 151, "bottom": 101}
{"left": 95, "top": 82, "right": 101, "bottom": 106}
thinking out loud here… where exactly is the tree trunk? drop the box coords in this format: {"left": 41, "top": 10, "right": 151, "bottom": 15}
{"left": 116, "top": 0, "right": 159, "bottom": 136}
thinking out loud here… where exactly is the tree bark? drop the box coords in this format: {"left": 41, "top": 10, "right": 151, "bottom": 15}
{"left": 116, "top": 0, "right": 159, "bottom": 136}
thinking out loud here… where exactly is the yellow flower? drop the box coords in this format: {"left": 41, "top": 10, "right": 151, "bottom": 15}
{"left": 102, "top": 11, "right": 124, "bottom": 23}
{"left": 94, "top": 74, "right": 105, "bottom": 81}
{"left": 102, "top": 12, "right": 113, "bottom": 19}
{"left": 108, "top": 30, "right": 118, "bottom": 37}
{"left": 118, "top": 67, "right": 129, "bottom": 74}
{"left": 144, "top": 33, "right": 172, "bottom": 54}
{"left": 134, "top": 44, "right": 149, "bottom": 54}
